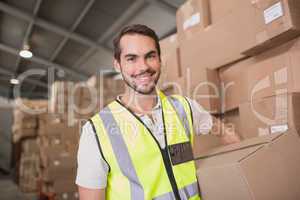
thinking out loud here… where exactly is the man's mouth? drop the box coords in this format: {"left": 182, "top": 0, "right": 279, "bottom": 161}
{"left": 135, "top": 72, "right": 154, "bottom": 84}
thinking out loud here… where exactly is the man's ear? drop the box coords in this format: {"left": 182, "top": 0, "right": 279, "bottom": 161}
{"left": 113, "top": 59, "right": 121, "bottom": 73}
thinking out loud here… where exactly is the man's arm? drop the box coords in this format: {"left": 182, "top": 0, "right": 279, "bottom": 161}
{"left": 76, "top": 122, "right": 109, "bottom": 199}
{"left": 78, "top": 186, "right": 105, "bottom": 200}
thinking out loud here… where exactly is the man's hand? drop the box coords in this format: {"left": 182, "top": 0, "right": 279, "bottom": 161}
{"left": 211, "top": 117, "right": 241, "bottom": 145}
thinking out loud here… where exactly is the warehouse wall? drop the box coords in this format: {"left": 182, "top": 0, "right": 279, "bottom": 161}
{"left": 0, "top": 97, "right": 13, "bottom": 171}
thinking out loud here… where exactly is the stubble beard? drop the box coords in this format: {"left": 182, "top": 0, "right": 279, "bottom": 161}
{"left": 120, "top": 68, "right": 161, "bottom": 95}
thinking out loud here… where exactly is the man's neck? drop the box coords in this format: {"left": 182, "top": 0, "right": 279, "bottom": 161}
{"left": 120, "top": 87, "right": 158, "bottom": 115}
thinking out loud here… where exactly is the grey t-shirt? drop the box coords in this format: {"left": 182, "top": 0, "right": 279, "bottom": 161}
{"left": 76, "top": 97, "right": 212, "bottom": 189}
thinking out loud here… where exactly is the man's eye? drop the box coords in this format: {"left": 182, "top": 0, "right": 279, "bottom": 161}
{"left": 127, "top": 57, "right": 135, "bottom": 62}
{"left": 148, "top": 54, "right": 156, "bottom": 59}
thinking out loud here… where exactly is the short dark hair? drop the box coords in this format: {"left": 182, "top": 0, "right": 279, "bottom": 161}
{"left": 113, "top": 24, "right": 161, "bottom": 62}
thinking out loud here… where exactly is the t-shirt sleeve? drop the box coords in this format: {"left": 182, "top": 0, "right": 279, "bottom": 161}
{"left": 76, "top": 121, "right": 109, "bottom": 189}
{"left": 186, "top": 97, "right": 213, "bottom": 135}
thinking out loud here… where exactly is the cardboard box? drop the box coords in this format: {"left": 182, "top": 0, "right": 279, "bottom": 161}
{"left": 12, "top": 129, "right": 37, "bottom": 143}
{"left": 13, "top": 109, "right": 38, "bottom": 129}
{"left": 18, "top": 152, "right": 40, "bottom": 192}
{"left": 38, "top": 114, "right": 78, "bottom": 136}
{"left": 221, "top": 108, "right": 241, "bottom": 137}
{"left": 41, "top": 149, "right": 76, "bottom": 181}
{"left": 160, "top": 77, "right": 185, "bottom": 96}
{"left": 158, "top": 34, "right": 182, "bottom": 89}
{"left": 218, "top": 58, "right": 255, "bottom": 112}
{"left": 219, "top": 37, "right": 300, "bottom": 111}
{"left": 243, "top": 0, "right": 300, "bottom": 56}
{"left": 14, "top": 98, "right": 48, "bottom": 110}
{"left": 21, "top": 138, "right": 39, "bottom": 154}
{"left": 239, "top": 93, "right": 300, "bottom": 139}
{"left": 50, "top": 81, "right": 73, "bottom": 113}
{"left": 87, "top": 75, "right": 124, "bottom": 93}
{"left": 40, "top": 145, "right": 67, "bottom": 167}
{"left": 184, "top": 67, "right": 221, "bottom": 113}
{"left": 196, "top": 132, "right": 300, "bottom": 200}
{"left": 246, "top": 37, "right": 300, "bottom": 102}
{"left": 176, "top": 0, "right": 211, "bottom": 42}
{"left": 178, "top": 0, "right": 300, "bottom": 70}
{"left": 193, "top": 134, "right": 221, "bottom": 159}
{"left": 53, "top": 180, "right": 77, "bottom": 194}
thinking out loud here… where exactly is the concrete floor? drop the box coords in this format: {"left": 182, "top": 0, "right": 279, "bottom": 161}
{"left": 0, "top": 172, "right": 38, "bottom": 200}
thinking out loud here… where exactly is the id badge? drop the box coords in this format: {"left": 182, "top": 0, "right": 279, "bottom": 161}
{"left": 168, "top": 142, "right": 194, "bottom": 165}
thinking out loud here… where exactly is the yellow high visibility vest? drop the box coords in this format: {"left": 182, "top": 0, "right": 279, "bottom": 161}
{"left": 90, "top": 90, "right": 201, "bottom": 200}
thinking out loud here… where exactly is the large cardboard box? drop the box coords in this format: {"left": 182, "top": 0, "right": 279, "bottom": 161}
{"left": 178, "top": 0, "right": 300, "bottom": 70}
{"left": 176, "top": 0, "right": 211, "bottom": 42}
{"left": 219, "top": 37, "right": 300, "bottom": 111}
{"left": 193, "top": 134, "right": 221, "bottom": 159}
{"left": 12, "top": 128, "right": 37, "bottom": 143}
{"left": 38, "top": 114, "right": 79, "bottom": 136}
{"left": 246, "top": 37, "right": 300, "bottom": 102}
{"left": 18, "top": 152, "right": 40, "bottom": 192}
{"left": 218, "top": 58, "right": 254, "bottom": 112}
{"left": 50, "top": 81, "right": 72, "bottom": 114}
{"left": 239, "top": 93, "right": 300, "bottom": 139}
{"left": 196, "top": 132, "right": 300, "bottom": 200}
{"left": 220, "top": 108, "right": 241, "bottom": 138}
{"left": 21, "top": 138, "right": 39, "bottom": 154}
{"left": 53, "top": 180, "right": 77, "bottom": 194}
{"left": 158, "top": 34, "right": 182, "bottom": 90}
{"left": 87, "top": 75, "right": 124, "bottom": 94}
{"left": 41, "top": 152, "right": 76, "bottom": 181}
{"left": 184, "top": 67, "right": 221, "bottom": 113}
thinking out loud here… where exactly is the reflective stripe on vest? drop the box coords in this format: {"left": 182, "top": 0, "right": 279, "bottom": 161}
{"left": 167, "top": 96, "right": 191, "bottom": 141}
{"left": 91, "top": 91, "right": 200, "bottom": 200}
{"left": 153, "top": 182, "right": 199, "bottom": 200}
{"left": 99, "top": 106, "right": 144, "bottom": 199}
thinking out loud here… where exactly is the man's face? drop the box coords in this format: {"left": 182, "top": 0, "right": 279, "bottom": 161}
{"left": 115, "top": 34, "right": 161, "bottom": 95}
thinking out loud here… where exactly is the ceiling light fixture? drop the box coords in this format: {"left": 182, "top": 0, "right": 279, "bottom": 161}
{"left": 10, "top": 78, "right": 19, "bottom": 85}
{"left": 19, "top": 44, "right": 33, "bottom": 59}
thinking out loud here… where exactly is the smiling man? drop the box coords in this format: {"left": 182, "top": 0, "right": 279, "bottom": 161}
{"left": 76, "top": 24, "right": 240, "bottom": 200}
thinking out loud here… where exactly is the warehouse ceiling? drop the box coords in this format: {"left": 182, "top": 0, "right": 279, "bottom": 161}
{"left": 0, "top": 0, "right": 185, "bottom": 98}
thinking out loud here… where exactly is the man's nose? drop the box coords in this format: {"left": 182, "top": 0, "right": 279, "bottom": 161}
{"left": 138, "top": 58, "right": 149, "bottom": 71}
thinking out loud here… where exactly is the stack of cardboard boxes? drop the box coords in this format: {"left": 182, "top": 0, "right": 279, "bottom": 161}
{"left": 39, "top": 82, "right": 82, "bottom": 199}
{"left": 11, "top": 55, "right": 123, "bottom": 198}
{"left": 158, "top": 0, "right": 300, "bottom": 199}
{"left": 174, "top": 0, "right": 300, "bottom": 137}
{"left": 12, "top": 108, "right": 37, "bottom": 143}
{"left": 18, "top": 138, "right": 40, "bottom": 193}
{"left": 159, "top": 0, "right": 300, "bottom": 138}
{"left": 49, "top": 75, "right": 124, "bottom": 121}
{"left": 38, "top": 114, "right": 79, "bottom": 199}
{"left": 12, "top": 99, "right": 48, "bottom": 192}
{"left": 80, "top": 74, "right": 124, "bottom": 117}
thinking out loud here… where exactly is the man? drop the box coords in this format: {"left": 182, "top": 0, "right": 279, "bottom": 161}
{"left": 76, "top": 24, "right": 240, "bottom": 200}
